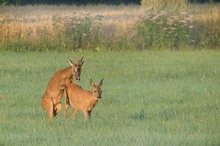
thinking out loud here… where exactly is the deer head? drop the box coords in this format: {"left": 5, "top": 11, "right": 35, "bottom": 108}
{"left": 69, "top": 57, "right": 84, "bottom": 81}
{"left": 90, "top": 78, "right": 104, "bottom": 99}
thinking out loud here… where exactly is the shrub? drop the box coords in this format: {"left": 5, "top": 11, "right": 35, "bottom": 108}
{"left": 133, "top": 9, "right": 193, "bottom": 49}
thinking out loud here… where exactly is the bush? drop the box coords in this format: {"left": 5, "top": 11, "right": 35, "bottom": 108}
{"left": 133, "top": 9, "right": 193, "bottom": 49}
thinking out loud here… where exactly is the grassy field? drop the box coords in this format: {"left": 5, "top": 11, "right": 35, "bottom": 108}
{"left": 0, "top": 50, "right": 219, "bottom": 145}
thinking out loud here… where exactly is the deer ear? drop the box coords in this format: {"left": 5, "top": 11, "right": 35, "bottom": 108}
{"left": 90, "top": 79, "right": 95, "bottom": 87}
{"left": 99, "top": 78, "right": 104, "bottom": 87}
{"left": 80, "top": 56, "right": 84, "bottom": 62}
{"left": 78, "top": 57, "right": 84, "bottom": 65}
{"left": 69, "top": 59, "right": 74, "bottom": 66}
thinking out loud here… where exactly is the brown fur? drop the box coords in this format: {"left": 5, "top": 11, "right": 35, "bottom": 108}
{"left": 63, "top": 79, "right": 103, "bottom": 120}
{"left": 41, "top": 57, "right": 84, "bottom": 120}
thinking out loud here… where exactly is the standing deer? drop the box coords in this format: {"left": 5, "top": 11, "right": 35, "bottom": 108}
{"left": 41, "top": 57, "right": 84, "bottom": 120}
{"left": 63, "top": 79, "right": 104, "bottom": 120}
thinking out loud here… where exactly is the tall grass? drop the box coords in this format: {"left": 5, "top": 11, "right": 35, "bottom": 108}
{"left": 0, "top": 51, "right": 219, "bottom": 145}
{"left": 52, "top": 15, "right": 104, "bottom": 51}
{"left": 141, "top": 0, "right": 188, "bottom": 10}
{"left": 0, "top": 4, "right": 220, "bottom": 51}
{"left": 189, "top": 4, "right": 220, "bottom": 48}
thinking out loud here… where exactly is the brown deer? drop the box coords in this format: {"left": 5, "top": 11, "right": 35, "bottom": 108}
{"left": 41, "top": 57, "right": 84, "bottom": 120}
{"left": 63, "top": 78, "right": 104, "bottom": 120}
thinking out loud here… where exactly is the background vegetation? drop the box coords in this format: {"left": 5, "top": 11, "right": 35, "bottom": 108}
{"left": 1, "top": 0, "right": 220, "bottom": 5}
{"left": 0, "top": 51, "right": 219, "bottom": 145}
{"left": 1, "top": 0, "right": 141, "bottom": 5}
{"left": 0, "top": 3, "right": 220, "bottom": 51}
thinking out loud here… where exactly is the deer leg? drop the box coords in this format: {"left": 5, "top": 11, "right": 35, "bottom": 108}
{"left": 64, "top": 102, "right": 70, "bottom": 118}
{"left": 54, "top": 102, "right": 62, "bottom": 116}
{"left": 59, "top": 81, "right": 66, "bottom": 91}
{"left": 49, "top": 99, "right": 54, "bottom": 120}
{"left": 63, "top": 88, "right": 67, "bottom": 100}
{"left": 71, "top": 109, "right": 78, "bottom": 119}
{"left": 83, "top": 110, "right": 89, "bottom": 120}
{"left": 42, "top": 98, "right": 54, "bottom": 120}
{"left": 88, "top": 111, "right": 92, "bottom": 120}
{"left": 63, "top": 91, "right": 70, "bottom": 118}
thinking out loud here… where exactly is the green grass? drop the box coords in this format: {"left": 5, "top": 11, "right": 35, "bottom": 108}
{"left": 0, "top": 50, "right": 220, "bottom": 146}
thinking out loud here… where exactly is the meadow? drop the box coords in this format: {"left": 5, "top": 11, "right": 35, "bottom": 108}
{"left": 0, "top": 2, "right": 220, "bottom": 145}
{"left": 0, "top": 50, "right": 220, "bottom": 145}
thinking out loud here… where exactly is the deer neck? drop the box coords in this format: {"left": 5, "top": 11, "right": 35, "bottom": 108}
{"left": 64, "top": 66, "right": 73, "bottom": 78}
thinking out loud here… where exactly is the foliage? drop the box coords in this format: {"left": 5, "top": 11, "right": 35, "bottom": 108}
{"left": 0, "top": 0, "right": 140, "bottom": 5}
{"left": 133, "top": 10, "right": 193, "bottom": 49}
{"left": 0, "top": 4, "right": 220, "bottom": 51}
{"left": 1, "top": 0, "right": 220, "bottom": 5}
{"left": 52, "top": 16, "right": 104, "bottom": 51}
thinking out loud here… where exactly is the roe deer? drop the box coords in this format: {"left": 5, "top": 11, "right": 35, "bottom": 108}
{"left": 41, "top": 57, "right": 84, "bottom": 120}
{"left": 63, "top": 79, "right": 104, "bottom": 120}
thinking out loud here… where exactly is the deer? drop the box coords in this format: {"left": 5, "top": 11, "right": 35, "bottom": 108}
{"left": 41, "top": 57, "right": 84, "bottom": 120}
{"left": 63, "top": 78, "right": 104, "bottom": 120}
